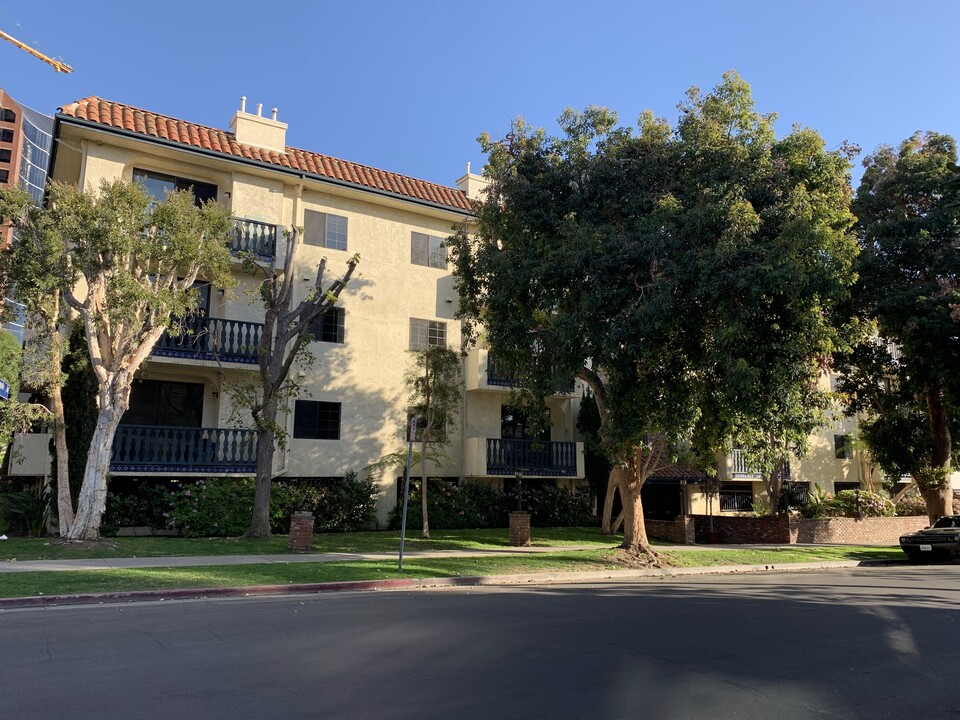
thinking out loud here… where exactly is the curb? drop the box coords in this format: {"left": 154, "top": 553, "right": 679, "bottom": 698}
{"left": 0, "top": 560, "right": 888, "bottom": 610}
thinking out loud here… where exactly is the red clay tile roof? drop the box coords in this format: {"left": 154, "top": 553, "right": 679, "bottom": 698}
{"left": 58, "top": 97, "right": 474, "bottom": 213}
{"left": 649, "top": 464, "right": 707, "bottom": 480}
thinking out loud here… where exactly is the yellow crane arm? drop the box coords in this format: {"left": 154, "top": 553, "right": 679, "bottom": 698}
{"left": 0, "top": 29, "right": 72, "bottom": 73}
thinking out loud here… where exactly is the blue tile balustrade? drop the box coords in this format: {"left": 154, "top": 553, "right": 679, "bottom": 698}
{"left": 155, "top": 316, "right": 263, "bottom": 364}
{"left": 230, "top": 218, "right": 277, "bottom": 261}
{"left": 111, "top": 425, "right": 258, "bottom": 473}
{"left": 486, "top": 438, "right": 578, "bottom": 477}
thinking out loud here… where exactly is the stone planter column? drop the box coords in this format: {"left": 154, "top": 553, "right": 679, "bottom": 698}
{"left": 509, "top": 511, "right": 531, "bottom": 547}
{"left": 288, "top": 511, "right": 315, "bottom": 551}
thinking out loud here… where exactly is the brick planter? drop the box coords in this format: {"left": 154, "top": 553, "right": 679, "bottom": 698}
{"left": 288, "top": 511, "right": 315, "bottom": 551}
{"left": 509, "top": 511, "right": 531, "bottom": 547}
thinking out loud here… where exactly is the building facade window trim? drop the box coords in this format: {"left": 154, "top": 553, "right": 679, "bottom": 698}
{"left": 411, "top": 231, "right": 447, "bottom": 269}
{"left": 409, "top": 318, "right": 446, "bottom": 350}
{"left": 303, "top": 209, "right": 348, "bottom": 251}
{"left": 293, "top": 400, "right": 341, "bottom": 440}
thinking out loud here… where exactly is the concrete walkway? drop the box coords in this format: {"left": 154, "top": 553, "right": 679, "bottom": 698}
{"left": 0, "top": 542, "right": 885, "bottom": 573}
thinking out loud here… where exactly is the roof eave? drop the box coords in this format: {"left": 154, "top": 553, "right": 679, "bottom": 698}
{"left": 55, "top": 113, "right": 475, "bottom": 218}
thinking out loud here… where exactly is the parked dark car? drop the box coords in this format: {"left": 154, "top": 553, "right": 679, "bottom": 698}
{"left": 899, "top": 516, "right": 960, "bottom": 562}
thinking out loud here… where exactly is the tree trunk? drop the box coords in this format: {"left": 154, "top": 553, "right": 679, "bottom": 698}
{"left": 420, "top": 437, "right": 430, "bottom": 539}
{"left": 247, "top": 421, "right": 276, "bottom": 538}
{"left": 67, "top": 387, "right": 125, "bottom": 541}
{"left": 600, "top": 470, "right": 619, "bottom": 534}
{"left": 51, "top": 381, "right": 73, "bottom": 537}
{"left": 920, "top": 384, "right": 953, "bottom": 524}
{"left": 619, "top": 471, "right": 657, "bottom": 559}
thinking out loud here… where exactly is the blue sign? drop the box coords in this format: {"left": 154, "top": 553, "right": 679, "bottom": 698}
{"left": 0, "top": 379, "right": 9, "bottom": 400}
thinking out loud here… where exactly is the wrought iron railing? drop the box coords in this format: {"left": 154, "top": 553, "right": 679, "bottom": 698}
{"left": 719, "top": 488, "right": 754, "bottom": 511}
{"left": 230, "top": 218, "right": 277, "bottom": 261}
{"left": 111, "top": 425, "right": 258, "bottom": 473}
{"left": 731, "top": 450, "right": 791, "bottom": 480}
{"left": 485, "top": 438, "right": 578, "bottom": 477}
{"left": 485, "top": 359, "right": 516, "bottom": 387}
{"left": 731, "top": 449, "right": 760, "bottom": 478}
{"left": 155, "top": 316, "right": 262, "bottom": 364}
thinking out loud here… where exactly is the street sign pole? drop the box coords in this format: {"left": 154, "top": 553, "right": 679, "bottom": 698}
{"left": 398, "top": 416, "right": 418, "bottom": 574}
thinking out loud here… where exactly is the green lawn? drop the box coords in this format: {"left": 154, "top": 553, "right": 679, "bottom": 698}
{"left": 0, "top": 545, "right": 906, "bottom": 600}
{"left": 0, "top": 527, "right": 619, "bottom": 561}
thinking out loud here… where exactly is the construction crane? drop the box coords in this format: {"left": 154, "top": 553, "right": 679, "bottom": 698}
{"left": 0, "top": 28, "right": 71, "bottom": 73}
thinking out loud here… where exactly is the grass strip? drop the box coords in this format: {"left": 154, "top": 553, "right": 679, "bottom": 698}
{"left": 0, "top": 547, "right": 905, "bottom": 599}
{"left": 0, "top": 527, "right": 618, "bottom": 562}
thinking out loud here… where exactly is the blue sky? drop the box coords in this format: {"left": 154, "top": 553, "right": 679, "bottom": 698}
{"left": 2, "top": 0, "right": 958, "bottom": 188}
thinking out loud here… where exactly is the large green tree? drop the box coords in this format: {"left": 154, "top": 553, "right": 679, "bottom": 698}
{"left": 0, "top": 186, "right": 74, "bottom": 534}
{"left": 47, "top": 180, "right": 233, "bottom": 540}
{"left": 837, "top": 132, "right": 960, "bottom": 523}
{"left": 451, "top": 73, "right": 857, "bottom": 557}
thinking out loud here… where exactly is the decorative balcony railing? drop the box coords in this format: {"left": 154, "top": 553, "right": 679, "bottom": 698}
{"left": 111, "top": 425, "right": 258, "bottom": 473}
{"left": 731, "top": 449, "right": 791, "bottom": 480}
{"left": 155, "top": 316, "right": 263, "bottom": 364}
{"left": 485, "top": 359, "right": 516, "bottom": 387}
{"left": 230, "top": 218, "right": 277, "bottom": 261}
{"left": 485, "top": 357, "right": 574, "bottom": 393}
{"left": 485, "top": 438, "right": 578, "bottom": 477}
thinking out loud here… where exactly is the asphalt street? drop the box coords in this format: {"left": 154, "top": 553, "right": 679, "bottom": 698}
{"left": 1, "top": 566, "right": 958, "bottom": 719}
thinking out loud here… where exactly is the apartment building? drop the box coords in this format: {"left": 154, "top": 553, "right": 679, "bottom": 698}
{"left": 0, "top": 87, "right": 53, "bottom": 343}
{"left": 11, "top": 96, "right": 585, "bottom": 524}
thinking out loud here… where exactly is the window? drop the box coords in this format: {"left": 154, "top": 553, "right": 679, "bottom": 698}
{"left": 293, "top": 400, "right": 341, "bottom": 440}
{"left": 0, "top": 129, "right": 12, "bottom": 143}
{"left": 409, "top": 318, "right": 446, "bottom": 350}
{"left": 0, "top": 169, "right": 7, "bottom": 184}
{"left": 834, "top": 434, "right": 852, "bottom": 459}
{"left": 132, "top": 168, "right": 217, "bottom": 207}
{"left": 309, "top": 307, "right": 345, "bottom": 343}
{"left": 719, "top": 482, "right": 754, "bottom": 511}
{"left": 411, "top": 232, "right": 447, "bottom": 269}
{"left": 407, "top": 413, "right": 446, "bottom": 443}
{"left": 0, "top": 149, "right": 10, "bottom": 163}
{"left": 122, "top": 380, "right": 205, "bottom": 427}
{"left": 1, "top": 109, "right": 15, "bottom": 123}
{"left": 501, "top": 405, "right": 550, "bottom": 441}
{"left": 303, "top": 210, "right": 348, "bottom": 250}
{"left": 834, "top": 482, "right": 860, "bottom": 493}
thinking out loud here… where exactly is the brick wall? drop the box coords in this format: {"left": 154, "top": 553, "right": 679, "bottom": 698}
{"left": 645, "top": 517, "right": 695, "bottom": 544}
{"left": 686, "top": 514, "right": 929, "bottom": 544}
{"left": 789, "top": 516, "right": 928, "bottom": 544}
{"left": 691, "top": 515, "right": 791, "bottom": 544}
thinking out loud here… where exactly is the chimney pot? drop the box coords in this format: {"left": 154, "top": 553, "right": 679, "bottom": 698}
{"left": 240, "top": 96, "right": 247, "bottom": 113}
{"left": 256, "top": 103, "right": 263, "bottom": 117}
{"left": 272, "top": 108, "right": 278, "bottom": 121}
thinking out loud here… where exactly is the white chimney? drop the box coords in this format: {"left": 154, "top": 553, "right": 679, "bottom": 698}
{"left": 230, "top": 98, "right": 288, "bottom": 154}
{"left": 456, "top": 162, "right": 488, "bottom": 201}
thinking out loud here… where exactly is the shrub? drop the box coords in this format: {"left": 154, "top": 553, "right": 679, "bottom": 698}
{"left": 101, "top": 482, "right": 174, "bottom": 536}
{"left": 388, "top": 480, "right": 594, "bottom": 530}
{"left": 526, "top": 485, "right": 595, "bottom": 527}
{"left": 895, "top": 493, "right": 927, "bottom": 517}
{"left": 273, "top": 472, "right": 379, "bottom": 533}
{"left": 169, "top": 478, "right": 255, "bottom": 537}
{"left": 800, "top": 488, "right": 895, "bottom": 519}
{"left": 0, "top": 490, "right": 48, "bottom": 536}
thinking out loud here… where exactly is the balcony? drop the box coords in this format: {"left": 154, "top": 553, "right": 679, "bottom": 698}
{"left": 154, "top": 316, "right": 263, "bottom": 364}
{"left": 465, "top": 348, "right": 575, "bottom": 394}
{"left": 463, "top": 437, "right": 584, "bottom": 478}
{"left": 731, "top": 449, "right": 791, "bottom": 480}
{"left": 111, "top": 425, "right": 258, "bottom": 474}
{"left": 230, "top": 218, "right": 277, "bottom": 262}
